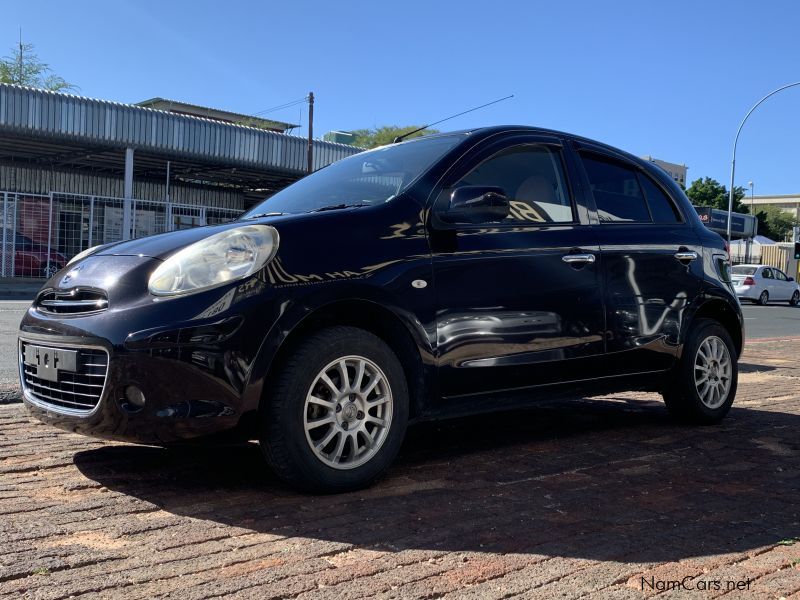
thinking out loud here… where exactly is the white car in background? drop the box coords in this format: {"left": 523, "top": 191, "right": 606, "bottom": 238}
{"left": 731, "top": 264, "right": 800, "bottom": 306}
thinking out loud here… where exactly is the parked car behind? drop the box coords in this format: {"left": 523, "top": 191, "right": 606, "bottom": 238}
{"left": 2, "top": 230, "right": 67, "bottom": 278}
{"left": 19, "top": 125, "right": 744, "bottom": 493}
{"left": 731, "top": 264, "right": 800, "bottom": 306}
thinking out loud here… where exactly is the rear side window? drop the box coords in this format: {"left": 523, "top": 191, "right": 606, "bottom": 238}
{"left": 580, "top": 155, "right": 650, "bottom": 222}
{"left": 762, "top": 268, "right": 773, "bottom": 279}
{"left": 639, "top": 175, "right": 681, "bottom": 223}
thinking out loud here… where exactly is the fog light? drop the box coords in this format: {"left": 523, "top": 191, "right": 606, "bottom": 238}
{"left": 124, "top": 385, "right": 146, "bottom": 407}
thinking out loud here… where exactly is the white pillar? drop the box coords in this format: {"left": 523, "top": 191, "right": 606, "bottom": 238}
{"left": 123, "top": 148, "right": 134, "bottom": 241}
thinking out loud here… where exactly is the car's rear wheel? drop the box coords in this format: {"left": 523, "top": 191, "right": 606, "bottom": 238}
{"left": 758, "top": 290, "right": 769, "bottom": 305}
{"left": 260, "top": 326, "right": 409, "bottom": 493}
{"left": 662, "top": 318, "right": 737, "bottom": 424}
{"left": 790, "top": 291, "right": 799, "bottom": 306}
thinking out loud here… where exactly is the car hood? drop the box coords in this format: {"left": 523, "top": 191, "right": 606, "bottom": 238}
{"left": 95, "top": 215, "right": 292, "bottom": 261}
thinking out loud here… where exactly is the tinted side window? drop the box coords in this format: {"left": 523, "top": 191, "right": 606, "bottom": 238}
{"left": 774, "top": 270, "right": 788, "bottom": 281}
{"left": 455, "top": 145, "right": 574, "bottom": 224}
{"left": 580, "top": 155, "right": 650, "bottom": 223}
{"left": 762, "top": 268, "right": 773, "bottom": 279}
{"left": 640, "top": 174, "right": 681, "bottom": 223}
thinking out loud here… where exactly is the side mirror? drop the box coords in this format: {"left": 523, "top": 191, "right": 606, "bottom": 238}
{"left": 441, "top": 186, "right": 510, "bottom": 224}
{"left": 789, "top": 277, "right": 795, "bottom": 282}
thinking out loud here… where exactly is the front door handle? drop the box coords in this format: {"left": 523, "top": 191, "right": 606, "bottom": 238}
{"left": 562, "top": 253, "right": 596, "bottom": 265}
{"left": 674, "top": 251, "right": 698, "bottom": 263}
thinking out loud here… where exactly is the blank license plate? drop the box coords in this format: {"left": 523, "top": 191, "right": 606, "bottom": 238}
{"left": 23, "top": 345, "right": 78, "bottom": 383}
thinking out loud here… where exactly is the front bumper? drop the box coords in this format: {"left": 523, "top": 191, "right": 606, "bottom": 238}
{"left": 19, "top": 256, "right": 277, "bottom": 444}
{"left": 20, "top": 329, "right": 247, "bottom": 444}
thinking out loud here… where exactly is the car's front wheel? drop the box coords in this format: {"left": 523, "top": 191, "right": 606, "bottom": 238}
{"left": 261, "top": 326, "right": 409, "bottom": 493}
{"left": 662, "top": 318, "right": 737, "bottom": 424}
{"left": 790, "top": 290, "right": 799, "bottom": 307}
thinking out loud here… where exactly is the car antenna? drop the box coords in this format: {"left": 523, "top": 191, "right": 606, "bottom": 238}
{"left": 393, "top": 94, "right": 514, "bottom": 143}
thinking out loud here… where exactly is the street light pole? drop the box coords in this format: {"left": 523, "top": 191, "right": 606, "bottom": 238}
{"left": 746, "top": 181, "right": 754, "bottom": 264}
{"left": 727, "top": 81, "right": 800, "bottom": 244}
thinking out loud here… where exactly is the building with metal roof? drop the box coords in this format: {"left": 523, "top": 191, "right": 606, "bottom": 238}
{"left": 0, "top": 84, "right": 364, "bottom": 275}
{"left": 0, "top": 83, "right": 361, "bottom": 209}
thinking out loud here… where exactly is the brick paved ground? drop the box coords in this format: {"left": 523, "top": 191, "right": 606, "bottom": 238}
{"left": 1, "top": 339, "right": 799, "bottom": 599}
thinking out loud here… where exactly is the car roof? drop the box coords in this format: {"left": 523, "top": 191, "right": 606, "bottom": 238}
{"left": 428, "top": 125, "right": 656, "bottom": 172}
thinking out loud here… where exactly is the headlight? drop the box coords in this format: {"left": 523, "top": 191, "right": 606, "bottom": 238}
{"left": 67, "top": 244, "right": 103, "bottom": 266}
{"left": 148, "top": 225, "right": 279, "bottom": 297}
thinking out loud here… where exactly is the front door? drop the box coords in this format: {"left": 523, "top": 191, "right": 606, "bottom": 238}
{"left": 429, "top": 136, "right": 606, "bottom": 398}
{"left": 772, "top": 268, "right": 792, "bottom": 300}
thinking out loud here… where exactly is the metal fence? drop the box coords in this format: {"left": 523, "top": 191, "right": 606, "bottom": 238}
{"left": 0, "top": 190, "right": 243, "bottom": 278}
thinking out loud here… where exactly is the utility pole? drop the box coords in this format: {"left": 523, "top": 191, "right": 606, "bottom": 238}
{"left": 727, "top": 81, "right": 800, "bottom": 244}
{"left": 306, "top": 92, "right": 314, "bottom": 174}
{"left": 18, "top": 29, "right": 23, "bottom": 82}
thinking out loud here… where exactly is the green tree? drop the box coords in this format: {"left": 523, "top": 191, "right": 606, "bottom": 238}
{"left": 753, "top": 204, "right": 798, "bottom": 241}
{"left": 0, "top": 40, "right": 76, "bottom": 92}
{"left": 685, "top": 177, "right": 747, "bottom": 213}
{"left": 351, "top": 125, "right": 439, "bottom": 149}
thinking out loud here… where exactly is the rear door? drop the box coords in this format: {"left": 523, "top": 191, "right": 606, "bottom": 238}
{"left": 428, "top": 134, "right": 606, "bottom": 398}
{"left": 574, "top": 146, "right": 703, "bottom": 374}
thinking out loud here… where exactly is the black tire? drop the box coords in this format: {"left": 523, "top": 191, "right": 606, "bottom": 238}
{"left": 260, "top": 326, "right": 409, "bottom": 493}
{"left": 758, "top": 290, "right": 769, "bottom": 306}
{"left": 662, "top": 318, "right": 738, "bottom": 425}
{"left": 790, "top": 291, "right": 799, "bottom": 307}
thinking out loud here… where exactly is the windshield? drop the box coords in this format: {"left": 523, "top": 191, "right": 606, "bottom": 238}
{"left": 731, "top": 266, "right": 757, "bottom": 275}
{"left": 243, "top": 134, "right": 464, "bottom": 216}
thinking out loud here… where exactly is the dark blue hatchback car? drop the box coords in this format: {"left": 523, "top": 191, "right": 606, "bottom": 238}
{"left": 19, "top": 126, "right": 743, "bottom": 492}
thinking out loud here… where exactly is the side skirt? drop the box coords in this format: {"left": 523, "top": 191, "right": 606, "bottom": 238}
{"left": 415, "top": 370, "right": 669, "bottom": 422}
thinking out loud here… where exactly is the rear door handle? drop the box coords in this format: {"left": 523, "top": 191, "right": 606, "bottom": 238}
{"left": 562, "top": 253, "right": 596, "bottom": 264}
{"left": 674, "top": 251, "right": 698, "bottom": 263}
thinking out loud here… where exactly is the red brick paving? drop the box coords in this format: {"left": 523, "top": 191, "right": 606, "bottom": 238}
{"left": 1, "top": 340, "right": 799, "bottom": 599}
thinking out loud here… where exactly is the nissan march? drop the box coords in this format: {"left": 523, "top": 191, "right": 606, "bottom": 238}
{"left": 19, "top": 126, "right": 744, "bottom": 492}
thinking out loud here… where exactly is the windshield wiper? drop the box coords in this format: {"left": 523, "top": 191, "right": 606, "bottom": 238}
{"left": 311, "top": 203, "right": 369, "bottom": 213}
{"left": 241, "top": 212, "right": 286, "bottom": 220}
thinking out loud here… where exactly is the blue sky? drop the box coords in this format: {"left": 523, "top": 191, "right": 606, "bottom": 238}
{"left": 2, "top": 0, "right": 800, "bottom": 194}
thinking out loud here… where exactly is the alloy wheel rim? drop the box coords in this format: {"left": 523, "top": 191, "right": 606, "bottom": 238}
{"left": 694, "top": 336, "right": 732, "bottom": 409}
{"left": 303, "top": 355, "right": 393, "bottom": 470}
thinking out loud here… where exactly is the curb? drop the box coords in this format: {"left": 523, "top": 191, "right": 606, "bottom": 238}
{"left": 0, "top": 294, "right": 36, "bottom": 301}
{"left": 746, "top": 336, "right": 800, "bottom": 344}
{"left": 0, "top": 385, "right": 21, "bottom": 404}
{"left": 0, "top": 278, "right": 43, "bottom": 301}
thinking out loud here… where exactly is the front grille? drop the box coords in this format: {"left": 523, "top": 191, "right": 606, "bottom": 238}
{"left": 20, "top": 342, "right": 109, "bottom": 413}
{"left": 36, "top": 289, "right": 108, "bottom": 315}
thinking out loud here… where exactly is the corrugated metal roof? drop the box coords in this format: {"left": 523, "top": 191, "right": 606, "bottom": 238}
{"left": 0, "top": 84, "right": 362, "bottom": 174}
{"left": 136, "top": 97, "right": 299, "bottom": 132}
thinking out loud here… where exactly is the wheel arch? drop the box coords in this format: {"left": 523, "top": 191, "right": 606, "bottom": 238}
{"left": 686, "top": 298, "right": 744, "bottom": 359}
{"left": 253, "top": 298, "right": 434, "bottom": 421}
